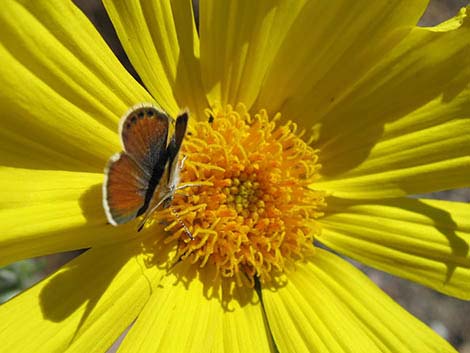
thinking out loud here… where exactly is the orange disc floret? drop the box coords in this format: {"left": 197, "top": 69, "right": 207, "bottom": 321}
{"left": 156, "top": 103, "right": 326, "bottom": 287}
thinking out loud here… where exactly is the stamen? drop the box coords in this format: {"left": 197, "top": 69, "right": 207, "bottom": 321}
{"left": 154, "top": 103, "right": 326, "bottom": 286}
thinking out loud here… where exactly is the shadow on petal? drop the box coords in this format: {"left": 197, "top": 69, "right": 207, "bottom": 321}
{"left": 324, "top": 196, "right": 470, "bottom": 284}
{"left": 38, "top": 243, "right": 136, "bottom": 343}
{"left": 316, "top": 29, "right": 470, "bottom": 178}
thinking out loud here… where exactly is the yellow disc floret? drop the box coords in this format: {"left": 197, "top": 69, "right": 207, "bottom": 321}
{"left": 157, "top": 103, "right": 325, "bottom": 286}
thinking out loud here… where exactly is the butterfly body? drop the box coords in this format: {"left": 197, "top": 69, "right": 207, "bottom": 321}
{"left": 103, "top": 103, "right": 188, "bottom": 227}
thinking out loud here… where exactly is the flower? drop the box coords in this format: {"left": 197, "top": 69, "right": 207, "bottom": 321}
{"left": 1, "top": 1, "right": 469, "bottom": 352}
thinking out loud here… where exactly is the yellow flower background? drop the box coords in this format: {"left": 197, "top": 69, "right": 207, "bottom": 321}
{"left": 0, "top": 0, "right": 470, "bottom": 352}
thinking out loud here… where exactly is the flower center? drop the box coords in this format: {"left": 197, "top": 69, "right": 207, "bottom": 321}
{"left": 156, "top": 103, "right": 325, "bottom": 286}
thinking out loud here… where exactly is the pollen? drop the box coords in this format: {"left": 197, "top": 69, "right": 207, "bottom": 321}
{"left": 158, "top": 103, "right": 326, "bottom": 286}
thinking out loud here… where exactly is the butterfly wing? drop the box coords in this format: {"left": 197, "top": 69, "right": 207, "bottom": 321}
{"left": 104, "top": 104, "right": 171, "bottom": 225}
{"left": 166, "top": 111, "right": 189, "bottom": 186}
{"left": 120, "top": 104, "right": 170, "bottom": 172}
{"left": 103, "top": 152, "right": 149, "bottom": 225}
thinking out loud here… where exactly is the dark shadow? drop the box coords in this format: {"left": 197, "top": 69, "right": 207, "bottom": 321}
{"left": 38, "top": 239, "right": 140, "bottom": 346}
{"left": 38, "top": 181, "right": 161, "bottom": 344}
{"left": 78, "top": 183, "right": 141, "bottom": 243}
{"left": 79, "top": 183, "right": 106, "bottom": 225}
{"left": 441, "top": 67, "right": 470, "bottom": 103}
{"left": 317, "top": 37, "right": 470, "bottom": 177}
{"left": 323, "top": 196, "right": 469, "bottom": 285}
{"left": 140, "top": 235, "right": 266, "bottom": 312}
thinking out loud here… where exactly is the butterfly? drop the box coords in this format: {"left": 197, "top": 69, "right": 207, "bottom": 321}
{"left": 103, "top": 103, "right": 190, "bottom": 234}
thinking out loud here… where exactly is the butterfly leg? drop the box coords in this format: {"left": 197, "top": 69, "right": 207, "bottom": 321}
{"left": 179, "top": 155, "right": 188, "bottom": 169}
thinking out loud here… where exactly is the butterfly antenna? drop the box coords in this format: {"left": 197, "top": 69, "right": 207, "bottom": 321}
{"left": 171, "top": 207, "right": 194, "bottom": 240}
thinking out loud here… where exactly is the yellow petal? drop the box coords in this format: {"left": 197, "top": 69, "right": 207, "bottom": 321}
{"left": 118, "top": 263, "right": 221, "bottom": 353}
{"left": 200, "top": 0, "right": 310, "bottom": 110}
{"left": 119, "top": 266, "right": 273, "bottom": 353}
{"left": 211, "top": 281, "right": 274, "bottom": 353}
{"left": 0, "top": 168, "right": 137, "bottom": 266}
{"left": 0, "top": 237, "right": 165, "bottom": 353}
{"left": 315, "top": 8, "right": 470, "bottom": 198}
{"left": 262, "top": 250, "right": 456, "bottom": 353}
{"left": 103, "top": 0, "right": 207, "bottom": 119}
{"left": 253, "top": 1, "right": 428, "bottom": 119}
{"left": 0, "top": 0, "right": 152, "bottom": 172}
{"left": 315, "top": 115, "right": 470, "bottom": 198}
{"left": 318, "top": 197, "right": 470, "bottom": 299}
